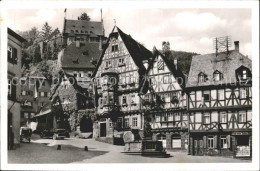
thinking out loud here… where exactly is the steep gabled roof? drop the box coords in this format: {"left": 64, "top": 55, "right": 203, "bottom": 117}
{"left": 92, "top": 26, "right": 153, "bottom": 77}
{"left": 61, "top": 42, "right": 102, "bottom": 69}
{"left": 63, "top": 19, "right": 104, "bottom": 36}
{"left": 186, "top": 50, "right": 252, "bottom": 88}
{"left": 8, "top": 28, "right": 26, "bottom": 43}
{"left": 139, "top": 48, "right": 186, "bottom": 95}
{"left": 49, "top": 70, "right": 88, "bottom": 101}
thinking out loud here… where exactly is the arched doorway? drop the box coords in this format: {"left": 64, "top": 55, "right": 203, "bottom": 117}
{"left": 157, "top": 133, "right": 166, "bottom": 148}
{"left": 80, "top": 115, "right": 93, "bottom": 133}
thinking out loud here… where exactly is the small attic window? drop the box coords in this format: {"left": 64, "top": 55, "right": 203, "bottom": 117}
{"left": 75, "top": 30, "right": 79, "bottom": 33}
{"left": 90, "top": 31, "right": 93, "bottom": 33}
{"left": 82, "top": 26, "right": 85, "bottom": 28}
{"left": 213, "top": 70, "right": 223, "bottom": 81}
{"left": 81, "top": 30, "right": 84, "bottom": 33}
{"left": 82, "top": 50, "right": 89, "bottom": 56}
{"left": 71, "top": 30, "right": 74, "bottom": 33}
{"left": 73, "top": 25, "right": 75, "bottom": 27}
{"left": 242, "top": 70, "right": 247, "bottom": 79}
{"left": 85, "top": 31, "right": 88, "bottom": 33}
{"left": 198, "top": 72, "right": 208, "bottom": 83}
{"left": 91, "top": 26, "right": 94, "bottom": 28}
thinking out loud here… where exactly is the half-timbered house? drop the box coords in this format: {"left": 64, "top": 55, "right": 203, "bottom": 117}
{"left": 186, "top": 41, "right": 252, "bottom": 158}
{"left": 92, "top": 26, "right": 153, "bottom": 144}
{"left": 139, "top": 46, "right": 188, "bottom": 151}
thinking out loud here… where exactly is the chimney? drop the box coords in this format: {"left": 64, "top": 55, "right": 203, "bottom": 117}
{"left": 162, "top": 41, "right": 170, "bottom": 58}
{"left": 174, "top": 58, "right": 177, "bottom": 70}
{"left": 99, "top": 37, "right": 102, "bottom": 50}
{"left": 234, "top": 41, "right": 239, "bottom": 52}
{"left": 76, "top": 40, "right": 80, "bottom": 47}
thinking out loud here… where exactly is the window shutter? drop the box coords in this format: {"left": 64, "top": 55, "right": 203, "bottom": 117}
{"left": 227, "top": 135, "right": 231, "bottom": 148}
{"left": 203, "top": 136, "right": 207, "bottom": 148}
{"left": 214, "top": 135, "right": 217, "bottom": 148}
{"left": 11, "top": 80, "right": 17, "bottom": 99}
{"left": 13, "top": 48, "right": 18, "bottom": 64}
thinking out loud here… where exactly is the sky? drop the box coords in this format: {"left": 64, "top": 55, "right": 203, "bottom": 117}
{"left": 8, "top": 8, "right": 252, "bottom": 57}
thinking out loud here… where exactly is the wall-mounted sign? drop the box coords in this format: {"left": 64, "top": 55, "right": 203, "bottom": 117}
{"left": 236, "top": 146, "right": 250, "bottom": 157}
{"left": 232, "top": 132, "right": 249, "bottom": 135}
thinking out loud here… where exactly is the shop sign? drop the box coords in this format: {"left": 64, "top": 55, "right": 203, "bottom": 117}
{"left": 236, "top": 146, "right": 250, "bottom": 157}
{"left": 232, "top": 132, "right": 249, "bottom": 135}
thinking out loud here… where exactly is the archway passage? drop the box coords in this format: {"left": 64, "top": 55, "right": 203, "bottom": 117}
{"left": 171, "top": 134, "right": 181, "bottom": 149}
{"left": 80, "top": 116, "right": 93, "bottom": 133}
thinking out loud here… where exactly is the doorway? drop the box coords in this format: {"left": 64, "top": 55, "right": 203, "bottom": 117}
{"left": 194, "top": 139, "right": 203, "bottom": 156}
{"left": 100, "top": 123, "right": 106, "bottom": 137}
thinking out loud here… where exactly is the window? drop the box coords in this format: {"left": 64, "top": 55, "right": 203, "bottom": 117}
{"left": 242, "top": 70, "right": 247, "bottom": 79}
{"left": 155, "top": 115, "right": 160, "bottom": 122}
{"left": 198, "top": 72, "right": 207, "bottom": 83}
{"left": 30, "top": 113, "right": 35, "bottom": 118}
{"left": 204, "top": 113, "right": 210, "bottom": 124}
{"left": 109, "top": 122, "right": 113, "bottom": 127}
{"left": 163, "top": 75, "right": 169, "bottom": 84}
{"left": 108, "top": 95, "right": 114, "bottom": 104}
{"left": 183, "top": 113, "right": 188, "bottom": 120}
{"left": 213, "top": 70, "right": 223, "bottom": 81}
{"left": 168, "top": 113, "right": 173, "bottom": 121}
{"left": 22, "top": 90, "right": 26, "bottom": 96}
{"left": 118, "top": 58, "right": 125, "bottom": 66}
{"left": 24, "top": 113, "right": 29, "bottom": 119}
{"left": 87, "top": 72, "right": 92, "bottom": 77}
{"left": 220, "top": 112, "right": 227, "bottom": 123}
{"left": 8, "top": 78, "right": 16, "bottom": 99}
{"left": 41, "top": 102, "right": 45, "bottom": 107}
{"left": 105, "top": 60, "right": 111, "bottom": 69}
{"left": 239, "top": 111, "right": 246, "bottom": 123}
{"left": 161, "top": 113, "right": 167, "bottom": 122}
{"left": 111, "top": 45, "right": 119, "bottom": 52}
{"left": 79, "top": 72, "right": 84, "bottom": 78}
{"left": 203, "top": 91, "right": 210, "bottom": 101}
{"left": 99, "top": 98, "right": 103, "bottom": 107}
{"left": 149, "top": 77, "right": 155, "bottom": 86}
{"left": 240, "top": 88, "right": 247, "bottom": 99}
{"left": 40, "top": 92, "right": 45, "bottom": 97}
{"left": 117, "top": 118, "right": 122, "bottom": 128}
{"left": 44, "top": 92, "right": 48, "bottom": 97}
{"left": 157, "top": 59, "right": 164, "bottom": 70}
{"left": 208, "top": 136, "right": 214, "bottom": 149}
{"left": 175, "top": 113, "right": 180, "bottom": 121}
{"left": 131, "top": 94, "right": 135, "bottom": 104}
{"left": 218, "top": 89, "right": 224, "bottom": 100}
{"left": 220, "top": 136, "right": 227, "bottom": 149}
{"left": 8, "top": 46, "right": 12, "bottom": 60}
{"left": 42, "top": 81, "right": 45, "bottom": 86}
{"left": 132, "top": 117, "right": 138, "bottom": 127}
{"left": 125, "top": 118, "right": 129, "bottom": 128}
{"left": 122, "top": 96, "right": 127, "bottom": 105}
{"left": 8, "top": 46, "right": 18, "bottom": 64}
{"left": 74, "top": 72, "right": 78, "bottom": 77}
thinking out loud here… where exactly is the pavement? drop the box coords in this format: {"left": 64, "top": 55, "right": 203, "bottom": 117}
{"left": 8, "top": 134, "right": 251, "bottom": 164}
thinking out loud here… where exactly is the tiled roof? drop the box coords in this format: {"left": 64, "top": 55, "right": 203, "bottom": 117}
{"left": 64, "top": 19, "right": 103, "bottom": 36}
{"left": 61, "top": 42, "right": 102, "bottom": 69}
{"left": 186, "top": 50, "right": 252, "bottom": 88}
{"left": 8, "top": 28, "right": 26, "bottom": 42}
{"left": 92, "top": 26, "right": 153, "bottom": 77}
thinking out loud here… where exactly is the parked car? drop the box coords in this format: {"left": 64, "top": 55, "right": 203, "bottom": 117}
{"left": 40, "top": 129, "right": 54, "bottom": 139}
{"left": 53, "top": 129, "right": 67, "bottom": 140}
